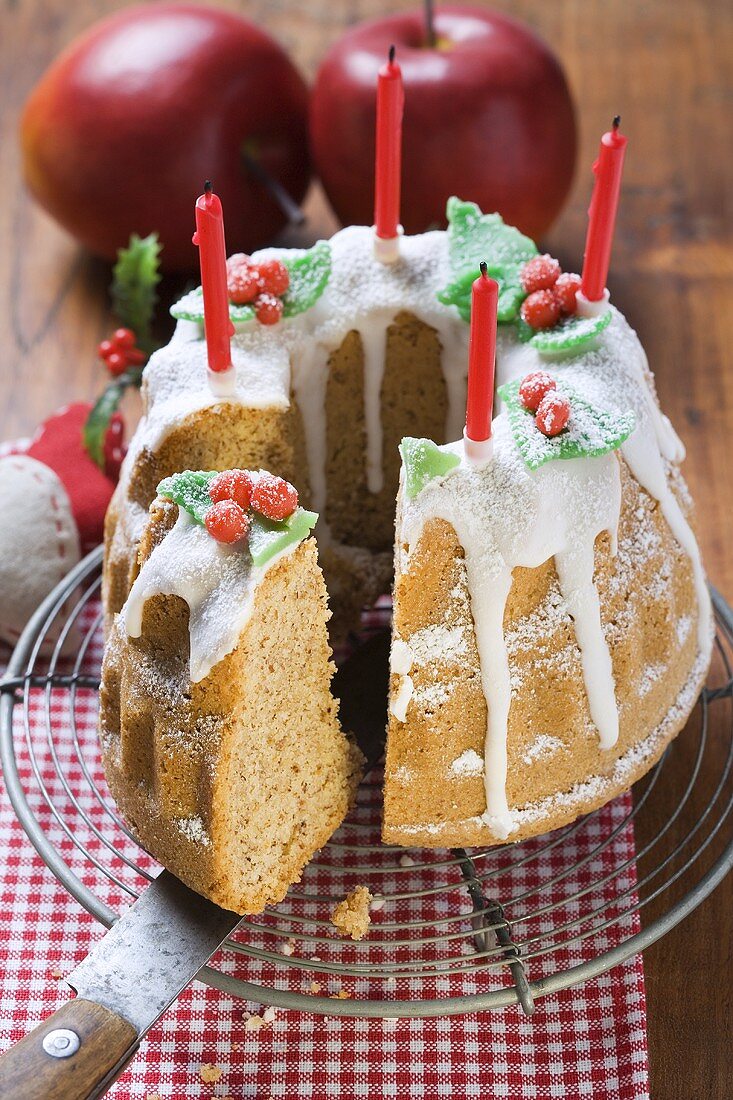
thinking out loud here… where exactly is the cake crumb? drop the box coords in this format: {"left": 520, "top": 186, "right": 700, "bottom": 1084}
{"left": 279, "top": 938, "right": 295, "bottom": 956}
{"left": 331, "top": 885, "right": 373, "bottom": 940}
{"left": 146, "top": 1093, "right": 162, "bottom": 1100}
{"left": 399, "top": 854, "right": 415, "bottom": 867}
{"left": 50, "top": 968, "right": 63, "bottom": 980}
{"left": 243, "top": 1006, "right": 276, "bottom": 1031}
{"left": 329, "top": 988, "right": 353, "bottom": 999}
{"left": 309, "top": 981, "right": 322, "bottom": 994}
{"left": 199, "top": 1063, "right": 222, "bottom": 1083}
{"left": 370, "top": 894, "right": 385, "bottom": 911}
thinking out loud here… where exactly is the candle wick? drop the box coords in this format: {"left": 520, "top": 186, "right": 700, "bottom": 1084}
{"left": 388, "top": 44, "right": 396, "bottom": 65}
{"left": 479, "top": 260, "right": 488, "bottom": 278}
{"left": 612, "top": 115, "right": 621, "bottom": 131}
{"left": 204, "top": 179, "right": 213, "bottom": 194}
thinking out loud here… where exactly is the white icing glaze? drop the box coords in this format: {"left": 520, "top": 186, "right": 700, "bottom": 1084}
{"left": 390, "top": 675, "right": 414, "bottom": 723}
{"left": 398, "top": 309, "right": 712, "bottom": 839}
{"left": 123, "top": 508, "right": 302, "bottom": 682}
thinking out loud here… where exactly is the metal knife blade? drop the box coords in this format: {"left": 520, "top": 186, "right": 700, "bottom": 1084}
{"left": 67, "top": 870, "right": 241, "bottom": 1037}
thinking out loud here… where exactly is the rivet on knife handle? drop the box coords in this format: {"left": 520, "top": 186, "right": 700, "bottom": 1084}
{"left": 0, "top": 997, "right": 139, "bottom": 1100}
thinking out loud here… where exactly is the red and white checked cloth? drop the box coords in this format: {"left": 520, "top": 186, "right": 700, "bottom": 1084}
{"left": 0, "top": 595, "right": 650, "bottom": 1100}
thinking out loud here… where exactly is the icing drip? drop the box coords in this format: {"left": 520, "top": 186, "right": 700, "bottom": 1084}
{"left": 124, "top": 508, "right": 301, "bottom": 682}
{"left": 290, "top": 341, "right": 330, "bottom": 517}
{"left": 360, "top": 315, "right": 391, "bottom": 494}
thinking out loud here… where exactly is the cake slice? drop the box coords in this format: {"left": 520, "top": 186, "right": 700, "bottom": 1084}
{"left": 99, "top": 468, "right": 363, "bottom": 914}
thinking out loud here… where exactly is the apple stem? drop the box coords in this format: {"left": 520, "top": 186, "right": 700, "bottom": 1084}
{"left": 242, "top": 151, "right": 305, "bottom": 226}
{"left": 424, "top": 0, "right": 436, "bottom": 48}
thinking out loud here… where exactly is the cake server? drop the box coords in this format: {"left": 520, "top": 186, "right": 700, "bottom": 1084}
{"left": 0, "top": 869, "right": 242, "bottom": 1100}
{"left": 0, "top": 637, "right": 389, "bottom": 1100}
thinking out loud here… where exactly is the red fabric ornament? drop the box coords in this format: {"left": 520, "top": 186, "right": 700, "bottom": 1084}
{"left": 26, "top": 402, "right": 119, "bottom": 552}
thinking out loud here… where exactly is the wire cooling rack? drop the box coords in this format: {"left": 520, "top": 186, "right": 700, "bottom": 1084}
{"left": 1, "top": 546, "right": 732, "bottom": 1019}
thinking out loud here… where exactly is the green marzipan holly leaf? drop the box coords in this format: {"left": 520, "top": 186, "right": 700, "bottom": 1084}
{"left": 157, "top": 470, "right": 217, "bottom": 524}
{"left": 111, "top": 233, "right": 162, "bottom": 355}
{"left": 400, "top": 437, "right": 461, "bottom": 500}
{"left": 498, "top": 378, "right": 636, "bottom": 471}
{"left": 527, "top": 310, "right": 613, "bottom": 355}
{"left": 170, "top": 241, "right": 332, "bottom": 325}
{"left": 249, "top": 509, "right": 318, "bottom": 567}
{"left": 436, "top": 197, "right": 537, "bottom": 323}
{"left": 156, "top": 470, "right": 318, "bottom": 563}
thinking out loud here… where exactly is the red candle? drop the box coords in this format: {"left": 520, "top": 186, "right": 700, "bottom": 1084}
{"left": 580, "top": 117, "right": 628, "bottom": 302}
{"left": 465, "top": 262, "right": 499, "bottom": 446}
{"left": 193, "top": 181, "right": 235, "bottom": 374}
{"left": 374, "top": 45, "right": 404, "bottom": 242}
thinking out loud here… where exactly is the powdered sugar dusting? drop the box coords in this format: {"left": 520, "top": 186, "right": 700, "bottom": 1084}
{"left": 176, "top": 815, "right": 211, "bottom": 847}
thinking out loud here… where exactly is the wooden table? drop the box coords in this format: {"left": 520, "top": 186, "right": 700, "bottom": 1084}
{"left": 2, "top": 1, "right": 731, "bottom": 1095}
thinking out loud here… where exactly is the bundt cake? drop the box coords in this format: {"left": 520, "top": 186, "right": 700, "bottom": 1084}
{"left": 101, "top": 196, "right": 712, "bottom": 875}
{"left": 99, "top": 468, "right": 363, "bottom": 914}
{"left": 383, "top": 313, "right": 712, "bottom": 846}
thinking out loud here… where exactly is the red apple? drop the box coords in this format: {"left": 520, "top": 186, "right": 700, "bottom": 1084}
{"left": 21, "top": 3, "right": 311, "bottom": 272}
{"left": 310, "top": 6, "right": 576, "bottom": 240}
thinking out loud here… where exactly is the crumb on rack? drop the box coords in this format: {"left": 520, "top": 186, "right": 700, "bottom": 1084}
{"left": 329, "top": 989, "right": 353, "bottom": 1000}
{"left": 309, "top": 980, "right": 322, "bottom": 994}
{"left": 198, "top": 1063, "right": 222, "bottom": 1084}
{"left": 331, "top": 885, "right": 373, "bottom": 940}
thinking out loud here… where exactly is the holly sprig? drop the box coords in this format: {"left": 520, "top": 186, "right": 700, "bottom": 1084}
{"left": 83, "top": 233, "right": 163, "bottom": 472}
{"left": 437, "top": 198, "right": 538, "bottom": 323}
{"left": 498, "top": 377, "right": 635, "bottom": 470}
{"left": 171, "top": 240, "right": 332, "bottom": 325}
{"left": 157, "top": 470, "right": 318, "bottom": 567}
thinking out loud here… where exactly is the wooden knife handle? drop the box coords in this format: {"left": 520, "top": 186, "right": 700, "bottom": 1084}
{"left": 0, "top": 997, "right": 139, "bottom": 1100}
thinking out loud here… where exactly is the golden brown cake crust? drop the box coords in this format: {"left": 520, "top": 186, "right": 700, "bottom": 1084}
{"left": 100, "top": 508, "right": 363, "bottom": 914}
{"left": 383, "top": 459, "right": 712, "bottom": 847}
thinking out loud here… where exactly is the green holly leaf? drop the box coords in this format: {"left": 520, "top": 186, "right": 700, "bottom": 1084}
{"left": 526, "top": 310, "right": 613, "bottom": 355}
{"left": 498, "top": 377, "right": 636, "bottom": 471}
{"left": 400, "top": 437, "right": 461, "bottom": 500}
{"left": 111, "top": 233, "right": 162, "bottom": 355}
{"left": 437, "top": 198, "right": 537, "bottom": 323}
{"left": 170, "top": 241, "right": 332, "bottom": 325}
{"left": 249, "top": 509, "right": 318, "bottom": 567}
{"left": 157, "top": 470, "right": 217, "bottom": 524}
{"left": 83, "top": 366, "right": 142, "bottom": 470}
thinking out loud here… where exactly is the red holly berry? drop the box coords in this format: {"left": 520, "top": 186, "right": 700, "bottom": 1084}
{"left": 554, "top": 272, "right": 582, "bottom": 315}
{"left": 125, "top": 347, "right": 146, "bottom": 366}
{"left": 519, "top": 371, "right": 557, "bottom": 412}
{"left": 227, "top": 254, "right": 260, "bottom": 305}
{"left": 521, "top": 289, "right": 562, "bottom": 330}
{"left": 535, "top": 393, "right": 571, "bottom": 437}
{"left": 257, "top": 258, "right": 290, "bottom": 297}
{"left": 103, "top": 413, "right": 126, "bottom": 482}
{"left": 106, "top": 351, "right": 128, "bottom": 376}
{"left": 204, "top": 500, "right": 251, "bottom": 544}
{"left": 113, "top": 328, "right": 136, "bottom": 349}
{"left": 520, "top": 254, "right": 562, "bottom": 294}
{"left": 255, "top": 293, "right": 284, "bottom": 326}
{"left": 98, "top": 339, "right": 115, "bottom": 360}
{"left": 250, "top": 473, "right": 298, "bottom": 520}
{"left": 209, "top": 469, "right": 254, "bottom": 510}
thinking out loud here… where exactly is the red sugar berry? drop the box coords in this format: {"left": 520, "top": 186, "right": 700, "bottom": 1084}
{"left": 227, "top": 254, "right": 260, "bottom": 305}
{"left": 204, "top": 500, "right": 251, "bottom": 544}
{"left": 535, "top": 393, "right": 571, "bottom": 437}
{"left": 255, "top": 293, "right": 284, "bottom": 326}
{"left": 521, "top": 289, "right": 562, "bottom": 330}
{"left": 520, "top": 254, "right": 562, "bottom": 294}
{"left": 113, "top": 328, "right": 136, "bottom": 349}
{"left": 209, "top": 469, "right": 254, "bottom": 510}
{"left": 125, "top": 347, "right": 146, "bottom": 366}
{"left": 106, "top": 351, "right": 128, "bottom": 376}
{"left": 250, "top": 472, "right": 298, "bottom": 521}
{"left": 519, "top": 371, "right": 557, "bottom": 412}
{"left": 554, "top": 272, "right": 582, "bottom": 315}
{"left": 257, "top": 258, "right": 290, "bottom": 297}
{"left": 98, "top": 339, "right": 115, "bottom": 360}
